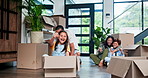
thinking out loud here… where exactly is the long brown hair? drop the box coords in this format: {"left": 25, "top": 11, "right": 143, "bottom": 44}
{"left": 54, "top": 31, "right": 69, "bottom": 52}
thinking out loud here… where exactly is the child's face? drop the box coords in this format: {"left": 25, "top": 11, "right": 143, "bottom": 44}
{"left": 59, "top": 32, "right": 67, "bottom": 44}
{"left": 113, "top": 42, "right": 119, "bottom": 48}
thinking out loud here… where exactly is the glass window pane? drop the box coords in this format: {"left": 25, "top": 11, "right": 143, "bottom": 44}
{"left": 95, "top": 12, "right": 102, "bottom": 28}
{"left": 77, "top": 37, "right": 89, "bottom": 44}
{"left": 95, "top": 4, "right": 103, "bottom": 10}
{"left": 42, "top": 9, "right": 53, "bottom": 16}
{"left": 82, "top": 46, "right": 89, "bottom": 53}
{"left": 69, "top": 8, "right": 90, "bottom": 16}
{"left": 114, "top": 2, "right": 142, "bottom": 36}
{"left": 68, "top": 18, "right": 81, "bottom": 25}
{"left": 144, "top": 2, "right": 148, "bottom": 29}
{"left": 144, "top": 37, "right": 148, "bottom": 44}
{"left": 114, "top": 0, "right": 140, "bottom": 2}
{"left": 68, "top": 18, "right": 90, "bottom": 25}
{"left": 66, "top": 0, "right": 102, "bottom": 4}
{"left": 68, "top": 27, "right": 81, "bottom": 34}
{"left": 82, "top": 18, "right": 90, "bottom": 25}
{"left": 82, "top": 27, "right": 89, "bottom": 34}
{"left": 68, "top": 27, "right": 90, "bottom": 34}
{"left": 36, "top": 0, "right": 53, "bottom": 5}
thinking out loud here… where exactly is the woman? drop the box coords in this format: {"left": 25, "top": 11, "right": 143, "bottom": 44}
{"left": 90, "top": 36, "right": 114, "bottom": 66}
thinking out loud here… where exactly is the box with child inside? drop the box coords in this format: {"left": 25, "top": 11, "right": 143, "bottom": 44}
{"left": 43, "top": 56, "right": 80, "bottom": 77}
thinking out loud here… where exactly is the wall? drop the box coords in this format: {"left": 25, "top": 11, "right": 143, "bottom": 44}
{"left": 53, "top": 0, "right": 65, "bottom": 16}
{"left": 103, "top": 0, "right": 114, "bottom": 33}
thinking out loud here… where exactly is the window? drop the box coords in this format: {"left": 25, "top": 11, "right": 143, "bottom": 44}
{"left": 66, "top": 0, "right": 102, "bottom": 4}
{"left": 114, "top": 0, "right": 140, "bottom": 2}
{"left": 36, "top": 0, "right": 53, "bottom": 5}
{"left": 144, "top": 2, "right": 148, "bottom": 29}
{"left": 114, "top": 2, "right": 142, "bottom": 36}
{"left": 42, "top": 9, "right": 53, "bottom": 16}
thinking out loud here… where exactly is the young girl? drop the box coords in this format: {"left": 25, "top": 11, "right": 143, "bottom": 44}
{"left": 104, "top": 39, "right": 124, "bottom": 65}
{"left": 50, "top": 31, "right": 70, "bottom": 56}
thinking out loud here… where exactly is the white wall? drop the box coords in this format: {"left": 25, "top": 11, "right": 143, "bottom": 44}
{"left": 53, "top": 0, "right": 65, "bottom": 16}
{"left": 103, "top": 0, "right": 114, "bottom": 33}
{"left": 21, "top": 0, "right": 31, "bottom": 43}
{"left": 21, "top": 0, "right": 26, "bottom": 43}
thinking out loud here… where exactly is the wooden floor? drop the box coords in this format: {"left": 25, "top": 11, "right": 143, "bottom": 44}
{"left": 0, "top": 57, "right": 111, "bottom": 78}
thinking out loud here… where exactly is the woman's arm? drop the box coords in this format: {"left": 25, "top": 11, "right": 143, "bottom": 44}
{"left": 46, "top": 33, "right": 59, "bottom": 46}
{"left": 110, "top": 48, "right": 118, "bottom": 54}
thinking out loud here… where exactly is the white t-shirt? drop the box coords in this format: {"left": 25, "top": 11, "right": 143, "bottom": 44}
{"left": 65, "top": 29, "right": 79, "bottom": 50}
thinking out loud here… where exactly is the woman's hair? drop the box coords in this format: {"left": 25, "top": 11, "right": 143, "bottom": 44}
{"left": 54, "top": 31, "right": 69, "bottom": 52}
{"left": 114, "top": 38, "right": 121, "bottom": 45}
{"left": 103, "top": 35, "right": 115, "bottom": 48}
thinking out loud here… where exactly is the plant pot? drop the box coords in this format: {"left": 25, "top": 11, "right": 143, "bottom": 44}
{"left": 31, "top": 31, "right": 43, "bottom": 43}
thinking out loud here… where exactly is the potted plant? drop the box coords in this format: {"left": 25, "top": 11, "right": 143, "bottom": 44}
{"left": 15, "top": 0, "right": 44, "bottom": 43}
{"left": 93, "top": 26, "right": 111, "bottom": 50}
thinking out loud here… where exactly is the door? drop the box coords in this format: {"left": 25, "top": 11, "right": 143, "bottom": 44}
{"left": 0, "top": 0, "right": 21, "bottom": 63}
{"left": 65, "top": 4, "right": 94, "bottom": 56}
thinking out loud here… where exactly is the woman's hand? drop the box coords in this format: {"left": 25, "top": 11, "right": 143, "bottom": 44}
{"left": 98, "top": 48, "right": 103, "bottom": 53}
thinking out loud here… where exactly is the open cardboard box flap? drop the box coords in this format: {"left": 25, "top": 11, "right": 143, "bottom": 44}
{"left": 106, "top": 56, "right": 147, "bottom": 78}
{"left": 134, "top": 60, "right": 148, "bottom": 76}
{"left": 106, "top": 57, "right": 132, "bottom": 78}
{"left": 44, "top": 56, "right": 76, "bottom": 69}
{"left": 123, "top": 45, "right": 139, "bottom": 50}
{"left": 123, "top": 45, "right": 148, "bottom": 50}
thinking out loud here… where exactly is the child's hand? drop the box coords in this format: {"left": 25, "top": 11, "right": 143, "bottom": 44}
{"left": 111, "top": 52, "right": 114, "bottom": 54}
{"left": 66, "top": 52, "right": 69, "bottom": 56}
{"left": 53, "top": 33, "right": 59, "bottom": 38}
{"left": 119, "top": 48, "right": 123, "bottom": 51}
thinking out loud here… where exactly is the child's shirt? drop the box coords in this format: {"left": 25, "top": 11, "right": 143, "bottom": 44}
{"left": 105, "top": 46, "right": 124, "bottom": 63}
{"left": 51, "top": 41, "right": 70, "bottom": 56}
{"left": 108, "top": 46, "right": 124, "bottom": 57}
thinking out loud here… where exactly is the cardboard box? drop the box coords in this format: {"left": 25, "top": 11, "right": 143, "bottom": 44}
{"left": 51, "top": 15, "right": 66, "bottom": 28}
{"left": 124, "top": 45, "right": 148, "bottom": 56}
{"left": 106, "top": 56, "right": 148, "bottom": 78}
{"left": 43, "top": 56, "right": 80, "bottom": 77}
{"left": 43, "top": 15, "right": 66, "bottom": 27}
{"left": 17, "top": 43, "right": 48, "bottom": 69}
{"left": 112, "top": 33, "right": 134, "bottom": 48}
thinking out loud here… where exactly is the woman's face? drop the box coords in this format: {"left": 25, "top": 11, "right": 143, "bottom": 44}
{"left": 113, "top": 42, "right": 119, "bottom": 48}
{"left": 107, "top": 38, "right": 113, "bottom": 46}
{"left": 59, "top": 32, "right": 67, "bottom": 44}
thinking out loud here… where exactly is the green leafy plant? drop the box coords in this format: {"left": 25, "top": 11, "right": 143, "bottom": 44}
{"left": 93, "top": 26, "right": 111, "bottom": 49}
{"left": 13, "top": 0, "right": 44, "bottom": 31}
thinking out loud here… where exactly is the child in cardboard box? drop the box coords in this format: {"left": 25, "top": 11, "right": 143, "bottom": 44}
{"left": 50, "top": 31, "right": 70, "bottom": 56}
{"left": 104, "top": 39, "right": 124, "bottom": 66}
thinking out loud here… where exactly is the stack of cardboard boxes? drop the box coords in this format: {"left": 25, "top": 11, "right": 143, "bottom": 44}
{"left": 108, "top": 33, "right": 148, "bottom": 78}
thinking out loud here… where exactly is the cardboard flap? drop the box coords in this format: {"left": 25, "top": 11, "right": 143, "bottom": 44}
{"left": 123, "top": 45, "right": 139, "bottom": 50}
{"left": 106, "top": 57, "right": 132, "bottom": 78}
{"left": 44, "top": 56, "right": 76, "bottom": 69}
{"left": 134, "top": 60, "right": 148, "bottom": 76}
{"left": 76, "top": 56, "right": 80, "bottom": 71}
